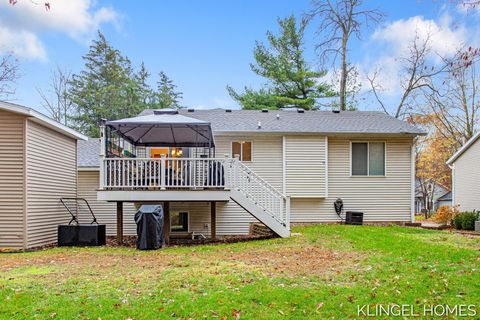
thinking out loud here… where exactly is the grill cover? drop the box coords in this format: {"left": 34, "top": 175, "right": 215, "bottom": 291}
{"left": 134, "top": 205, "right": 164, "bottom": 250}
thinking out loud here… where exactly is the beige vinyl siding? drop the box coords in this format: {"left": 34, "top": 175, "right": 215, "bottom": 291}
{"left": 78, "top": 171, "right": 245, "bottom": 236}
{"left": 285, "top": 136, "right": 326, "bottom": 197}
{"left": 78, "top": 170, "right": 137, "bottom": 235}
{"left": 215, "top": 135, "right": 284, "bottom": 190}
{"left": 290, "top": 137, "right": 413, "bottom": 222}
{"left": 452, "top": 139, "right": 480, "bottom": 211}
{"left": 26, "top": 120, "right": 78, "bottom": 248}
{"left": 0, "top": 110, "right": 25, "bottom": 248}
{"left": 213, "top": 135, "right": 282, "bottom": 234}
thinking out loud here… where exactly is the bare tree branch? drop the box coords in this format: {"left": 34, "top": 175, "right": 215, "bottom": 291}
{"left": 306, "top": 0, "right": 383, "bottom": 110}
{"left": 367, "top": 31, "right": 447, "bottom": 119}
{"left": 37, "top": 66, "right": 73, "bottom": 125}
{"left": 0, "top": 53, "right": 19, "bottom": 99}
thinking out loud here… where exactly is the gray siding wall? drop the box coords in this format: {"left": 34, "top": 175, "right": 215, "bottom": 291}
{"left": 26, "top": 120, "right": 78, "bottom": 248}
{"left": 452, "top": 140, "right": 480, "bottom": 211}
{"left": 0, "top": 110, "right": 25, "bottom": 248}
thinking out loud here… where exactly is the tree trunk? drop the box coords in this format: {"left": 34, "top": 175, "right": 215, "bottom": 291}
{"left": 340, "top": 35, "right": 348, "bottom": 111}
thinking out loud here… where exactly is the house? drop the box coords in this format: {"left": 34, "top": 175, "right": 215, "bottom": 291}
{"left": 414, "top": 179, "right": 451, "bottom": 214}
{"left": 436, "top": 191, "right": 452, "bottom": 209}
{"left": 78, "top": 108, "right": 424, "bottom": 241}
{"left": 447, "top": 132, "right": 480, "bottom": 212}
{"left": 0, "top": 103, "right": 424, "bottom": 249}
{"left": 0, "top": 101, "right": 87, "bottom": 249}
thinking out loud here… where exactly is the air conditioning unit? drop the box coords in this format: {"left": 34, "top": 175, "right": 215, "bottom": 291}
{"left": 345, "top": 211, "right": 364, "bottom": 225}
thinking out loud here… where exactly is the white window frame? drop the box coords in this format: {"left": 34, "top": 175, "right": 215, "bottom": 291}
{"left": 170, "top": 211, "right": 190, "bottom": 233}
{"left": 350, "top": 141, "right": 387, "bottom": 177}
{"left": 230, "top": 140, "right": 253, "bottom": 162}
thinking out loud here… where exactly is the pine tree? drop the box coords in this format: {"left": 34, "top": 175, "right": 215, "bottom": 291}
{"left": 155, "top": 71, "right": 183, "bottom": 109}
{"left": 135, "top": 62, "right": 154, "bottom": 107}
{"left": 69, "top": 31, "right": 144, "bottom": 137}
{"left": 228, "top": 15, "right": 332, "bottom": 110}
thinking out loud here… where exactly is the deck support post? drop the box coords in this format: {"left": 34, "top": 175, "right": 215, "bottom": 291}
{"left": 164, "top": 201, "right": 170, "bottom": 245}
{"left": 210, "top": 201, "right": 216, "bottom": 240}
{"left": 116, "top": 201, "right": 123, "bottom": 244}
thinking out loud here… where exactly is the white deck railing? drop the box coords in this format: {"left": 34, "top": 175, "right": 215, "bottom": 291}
{"left": 101, "top": 157, "right": 231, "bottom": 190}
{"left": 100, "top": 156, "right": 289, "bottom": 227}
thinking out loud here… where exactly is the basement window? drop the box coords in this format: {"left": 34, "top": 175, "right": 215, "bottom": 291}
{"left": 231, "top": 141, "right": 252, "bottom": 161}
{"left": 170, "top": 212, "right": 189, "bottom": 232}
{"left": 351, "top": 142, "right": 385, "bottom": 176}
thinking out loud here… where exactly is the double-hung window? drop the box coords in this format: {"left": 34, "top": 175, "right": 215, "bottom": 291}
{"left": 231, "top": 141, "right": 252, "bottom": 161}
{"left": 351, "top": 142, "right": 385, "bottom": 176}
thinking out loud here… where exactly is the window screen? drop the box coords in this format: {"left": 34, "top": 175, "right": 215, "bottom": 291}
{"left": 352, "top": 143, "right": 368, "bottom": 175}
{"left": 369, "top": 142, "right": 385, "bottom": 175}
{"left": 351, "top": 142, "right": 385, "bottom": 176}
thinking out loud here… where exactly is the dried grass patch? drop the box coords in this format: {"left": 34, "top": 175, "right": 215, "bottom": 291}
{"left": 206, "top": 245, "right": 362, "bottom": 278}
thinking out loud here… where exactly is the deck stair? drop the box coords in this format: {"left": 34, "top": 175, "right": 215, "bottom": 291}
{"left": 227, "top": 159, "right": 290, "bottom": 238}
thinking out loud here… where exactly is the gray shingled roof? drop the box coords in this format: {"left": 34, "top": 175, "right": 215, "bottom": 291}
{"left": 79, "top": 109, "right": 424, "bottom": 167}
{"left": 78, "top": 138, "right": 100, "bottom": 167}
{"left": 140, "top": 109, "right": 424, "bottom": 135}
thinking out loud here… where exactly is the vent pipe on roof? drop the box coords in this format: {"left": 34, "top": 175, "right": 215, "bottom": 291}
{"left": 261, "top": 109, "right": 269, "bottom": 113}
{"left": 257, "top": 121, "right": 262, "bottom": 129}
{"left": 187, "top": 108, "right": 195, "bottom": 112}
{"left": 297, "top": 109, "right": 305, "bottom": 113}
{"left": 332, "top": 109, "right": 340, "bottom": 114}
{"left": 276, "top": 114, "right": 280, "bottom": 120}
{"left": 225, "top": 109, "right": 232, "bottom": 113}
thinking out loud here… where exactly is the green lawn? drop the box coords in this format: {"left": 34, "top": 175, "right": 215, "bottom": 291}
{"left": 0, "top": 225, "right": 479, "bottom": 319}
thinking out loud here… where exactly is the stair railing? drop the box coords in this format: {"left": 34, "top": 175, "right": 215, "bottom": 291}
{"left": 228, "top": 158, "right": 290, "bottom": 227}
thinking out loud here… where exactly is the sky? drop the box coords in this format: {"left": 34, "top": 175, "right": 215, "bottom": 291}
{"left": 1, "top": 0, "right": 479, "bottom": 115}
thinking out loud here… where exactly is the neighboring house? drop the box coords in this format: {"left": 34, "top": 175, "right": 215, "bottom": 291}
{"left": 78, "top": 108, "right": 424, "bottom": 240}
{"left": 436, "top": 191, "right": 452, "bottom": 209}
{"left": 447, "top": 132, "right": 480, "bottom": 212}
{"left": 0, "top": 101, "right": 87, "bottom": 249}
{"left": 414, "top": 179, "right": 451, "bottom": 214}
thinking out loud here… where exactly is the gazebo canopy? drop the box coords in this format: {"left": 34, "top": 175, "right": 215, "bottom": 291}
{"left": 106, "top": 109, "right": 214, "bottom": 147}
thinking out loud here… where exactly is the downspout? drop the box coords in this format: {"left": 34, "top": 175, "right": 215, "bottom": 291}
{"left": 410, "top": 140, "right": 416, "bottom": 223}
{"left": 448, "top": 163, "right": 455, "bottom": 207}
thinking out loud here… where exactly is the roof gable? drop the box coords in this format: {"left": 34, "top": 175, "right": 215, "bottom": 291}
{"left": 446, "top": 131, "right": 480, "bottom": 165}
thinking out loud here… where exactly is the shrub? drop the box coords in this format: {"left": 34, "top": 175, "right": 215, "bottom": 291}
{"left": 433, "top": 206, "right": 457, "bottom": 225}
{"left": 452, "top": 211, "right": 479, "bottom": 230}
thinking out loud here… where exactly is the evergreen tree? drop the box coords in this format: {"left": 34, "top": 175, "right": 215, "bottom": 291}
{"left": 135, "top": 62, "right": 155, "bottom": 107}
{"left": 228, "top": 15, "right": 332, "bottom": 110}
{"left": 155, "top": 71, "right": 183, "bottom": 109}
{"left": 69, "top": 31, "right": 145, "bottom": 137}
